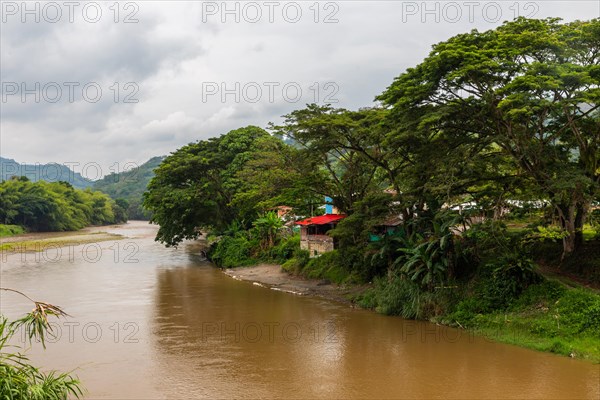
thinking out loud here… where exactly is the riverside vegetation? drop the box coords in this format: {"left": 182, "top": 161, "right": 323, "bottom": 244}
{"left": 144, "top": 18, "right": 600, "bottom": 363}
{"left": 0, "top": 177, "right": 128, "bottom": 235}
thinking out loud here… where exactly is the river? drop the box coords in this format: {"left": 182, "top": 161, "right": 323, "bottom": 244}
{"left": 1, "top": 221, "right": 598, "bottom": 399}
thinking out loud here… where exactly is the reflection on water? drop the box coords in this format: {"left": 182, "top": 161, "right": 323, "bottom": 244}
{"left": 1, "top": 221, "right": 598, "bottom": 399}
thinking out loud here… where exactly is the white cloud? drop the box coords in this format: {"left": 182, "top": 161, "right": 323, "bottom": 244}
{"left": 1, "top": 0, "right": 598, "bottom": 173}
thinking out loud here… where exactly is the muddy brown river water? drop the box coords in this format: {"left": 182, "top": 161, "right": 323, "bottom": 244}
{"left": 1, "top": 221, "right": 598, "bottom": 399}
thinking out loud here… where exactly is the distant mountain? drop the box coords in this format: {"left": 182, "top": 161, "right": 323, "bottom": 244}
{"left": 0, "top": 157, "right": 93, "bottom": 189}
{"left": 93, "top": 156, "right": 164, "bottom": 220}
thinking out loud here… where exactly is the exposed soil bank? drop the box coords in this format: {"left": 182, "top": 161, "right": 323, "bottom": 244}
{"left": 223, "top": 264, "right": 367, "bottom": 305}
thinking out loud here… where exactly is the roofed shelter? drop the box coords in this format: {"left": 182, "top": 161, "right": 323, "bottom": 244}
{"left": 295, "top": 214, "right": 346, "bottom": 257}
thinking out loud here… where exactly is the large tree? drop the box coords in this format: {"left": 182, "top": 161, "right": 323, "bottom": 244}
{"left": 144, "top": 126, "right": 288, "bottom": 246}
{"left": 271, "top": 105, "right": 390, "bottom": 214}
{"left": 379, "top": 17, "right": 600, "bottom": 257}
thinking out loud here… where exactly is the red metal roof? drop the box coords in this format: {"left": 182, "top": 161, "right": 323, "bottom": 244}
{"left": 295, "top": 214, "right": 346, "bottom": 226}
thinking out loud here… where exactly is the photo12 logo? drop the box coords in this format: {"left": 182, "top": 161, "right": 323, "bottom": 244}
{"left": 0, "top": 161, "right": 141, "bottom": 182}
{"left": 1, "top": 241, "right": 140, "bottom": 264}
{"left": 16, "top": 321, "right": 140, "bottom": 345}
{"left": 201, "top": 320, "right": 339, "bottom": 344}
{"left": 1, "top": 82, "right": 139, "bottom": 104}
{"left": 0, "top": 1, "right": 140, "bottom": 24}
{"left": 400, "top": 1, "right": 540, "bottom": 23}
{"left": 200, "top": 1, "right": 340, "bottom": 24}
{"left": 201, "top": 81, "right": 339, "bottom": 104}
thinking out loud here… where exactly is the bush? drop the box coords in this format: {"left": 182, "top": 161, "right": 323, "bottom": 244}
{"left": 0, "top": 224, "right": 25, "bottom": 237}
{"left": 354, "top": 288, "right": 378, "bottom": 309}
{"left": 368, "top": 275, "right": 452, "bottom": 320}
{"left": 302, "top": 251, "right": 353, "bottom": 284}
{"left": 264, "top": 234, "right": 300, "bottom": 263}
{"left": 281, "top": 249, "right": 310, "bottom": 274}
{"left": 445, "top": 297, "right": 482, "bottom": 327}
{"left": 511, "top": 280, "right": 566, "bottom": 310}
{"left": 555, "top": 289, "right": 600, "bottom": 337}
{"left": 209, "top": 234, "right": 257, "bottom": 268}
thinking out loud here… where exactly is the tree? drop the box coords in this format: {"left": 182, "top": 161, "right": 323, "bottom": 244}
{"left": 271, "top": 105, "right": 387, "bottom": 214}
{"left": 379, "top": 18, "right": 600, "bottom": 258}
{"left": 144, "top": 126, "right": 276, "bottom": 246}
{"left": 232, "top": 134, "right": 321, "bottom": 218}
{"left": 252, "top": 211, "right": 284, "bottom": 250}
{"left": 0, "top": 179, "right": 123, "bottom": 232}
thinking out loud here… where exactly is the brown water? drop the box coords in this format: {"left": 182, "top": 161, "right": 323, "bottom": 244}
{"left": 1, "top": 221, "right": 598, "bottom": 399}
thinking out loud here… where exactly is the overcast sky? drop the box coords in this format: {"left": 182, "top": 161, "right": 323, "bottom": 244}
{"left": 1, "top": 0, "right": 598, "bottom": 179}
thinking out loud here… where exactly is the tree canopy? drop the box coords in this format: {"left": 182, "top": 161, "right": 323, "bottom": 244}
{"left": 0, "top": 178, "right": 126, "bottom": 231}
{"left": 378, "top": 17, "right": 600, "bottom": 255}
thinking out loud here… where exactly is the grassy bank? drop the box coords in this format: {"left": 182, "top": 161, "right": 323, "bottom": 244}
{"left": 0, "top": 224, "right": 25, "bottom": 238}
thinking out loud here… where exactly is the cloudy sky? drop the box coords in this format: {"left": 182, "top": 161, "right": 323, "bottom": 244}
{"left": 1, "top": 0, "right": 598, "bottom": 179}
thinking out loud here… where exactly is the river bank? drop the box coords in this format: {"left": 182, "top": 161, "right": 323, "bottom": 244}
{"left": 223, "top": 263, "right": 368, "bottom": 305}
{"left": 0, "top": 225, "right": 126, "bottom": 254}
{"left": 222, "top": 263, "right": 600, "bottom": 363}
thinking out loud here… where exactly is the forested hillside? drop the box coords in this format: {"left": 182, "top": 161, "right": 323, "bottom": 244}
{"left": 93, "top": 157, "right": 164, "bottom": 220}
{"left": 0, "top": 157, "right": 93, "bottom": 189}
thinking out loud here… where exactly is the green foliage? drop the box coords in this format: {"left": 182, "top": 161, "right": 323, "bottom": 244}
{"left": 0, "top": 224, "right": 25, "bottom": 237}
{"left": 443, "top": 278, "right": 600, "bottom": 361}
{"left": 379, "top": 17, "right": 600, "bottom": 257}
{"left": 555, "top": 289, "right": 600, "bottom": 337}
{"left": 525, "top": 225, "right": 570, "bottom": 242}
{"left": 367, "top": 275, "right": 452, "bottom": 320}
{"left": 144, "top": 126, "right": 289, "bottom": 247}
{"left": 209, "top": 219, "right": 300, "bottom": 268}
{"left": 301, "top": 251, "right": 353, "bottom": 284}
{"left": 391, "top": 211, "right": 465, "bottom": 290}
{"left": 93, "top": 157, "right": 164, "bottom": 220}
{"left": 266, "top": 235, "right": 301, "bottom": 264}
{"left": 271, "top": 105, "right": 389, "bottom": 215}
{"left": 0, "top": 289, "right": 83, "bottom": 399}
{"left": 209, "top": 234, "right": 257, "bottom": 268}
{"left": 252, "top": 211, "right": 284, "bottom": 250}
{"left": 281, "top": 249, "right": 310, "bottom": 274}
{"left": 0, "top": 179, "right": 123, "bottom": 232}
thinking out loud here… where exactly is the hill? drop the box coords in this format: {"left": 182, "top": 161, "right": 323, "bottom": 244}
{"left": 0, "top": 157, "right": 93, "bottom": 189}
{"left": 93, "top": 156, "right": 164, "bottom": 220}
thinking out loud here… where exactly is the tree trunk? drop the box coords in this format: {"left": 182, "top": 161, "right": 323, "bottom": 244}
{"left": 557, "top": 200, "right": 588, "bottom": 261}
{"left": 574, "top": 202, "right": 587, "bottom": 249}
{"left": 557, "top": 203, "right": 576, "bottom": 261}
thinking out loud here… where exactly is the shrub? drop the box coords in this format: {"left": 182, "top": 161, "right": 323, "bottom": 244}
{"left": 209, "top": 234, "right": 257, "bottom": 268}
{"left": 555, "top": 289, "right": 600, "bottom": 337}
{"left": 0, "top": 224, "right": 25, "bottom": 237}
{"left": 446, "top": 297, "right": 482, "bottom": 327}
{"left": 370, "top": 275, "right": 450, "bottom": 320}
{"left": 281, "top": 249, "right": 310, "bottom": 274}
{"left": 264, "top": 234, "right": 300, "bottom": 263}
{"left": 511, "top": 280, "right": 566, "bottom": 310}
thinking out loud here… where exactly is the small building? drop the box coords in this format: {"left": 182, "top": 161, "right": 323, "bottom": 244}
{"left": 296, "top": 214, "right": 346, "bottom": 257}
{"left": 369, "top": 215, "right": 403, "bottom": 242}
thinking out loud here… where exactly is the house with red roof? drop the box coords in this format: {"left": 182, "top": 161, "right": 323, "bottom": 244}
{"left": 295, "top": 214, "right": 346, "bottom": 257}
